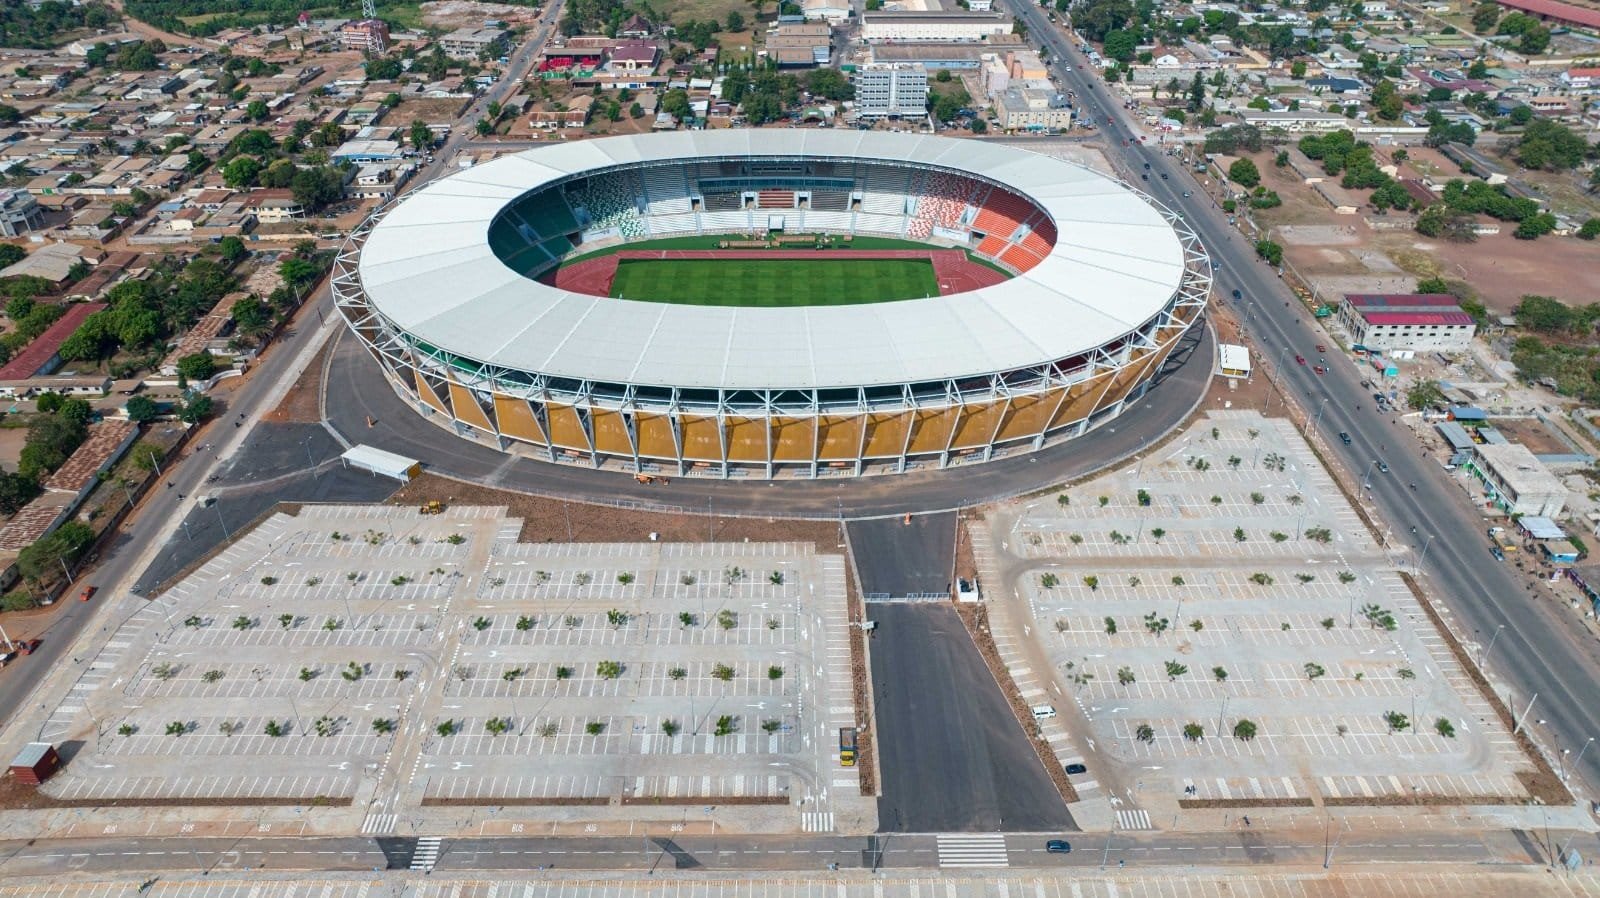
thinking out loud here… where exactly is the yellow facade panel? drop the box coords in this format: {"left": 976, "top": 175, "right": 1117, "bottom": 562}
{"left": 447, "top": 381, "right": 495, "bottom": 433}
{"left": 949, "top": 401, "right": 1004, "bottom": 449}
{"left": 817, "top": 415, "right": 864, "bottom": 460}
{"left": 636, "top": 413, "right": 676, "bottom": 459}
{"left": 1100, "top": 349, "right": 1162, "bottom": 409}
{"left": 414, "top": 370, "right": 449, "bottom": 416}
{"left": 726, "top": 418, "right": 767, "bottom": 462}
{"left": 905, "top": 407, "right": 958, "bottom": 454}
{"left": 681, "top": 416, "right": 723, "bottom": 461}
{"left": 1049, "top": 376, "right": 1109, "bottom": 430}
{"left": 493, "top": 395, "right": 547, "bottom": 445}
{"left": 772, "top": 417, "right": 816, "bottom": 462}
{"left": 547, "top": 405, "right": 589, "bottom": 451}
{"left": 591, "top": 409, "right": 633, "bottom": 455}
{"left": 861, "top": 412, "right": 909, "bottom": 458}
{"left": 995, "top": 391, "right": 1059, "bottom": 443}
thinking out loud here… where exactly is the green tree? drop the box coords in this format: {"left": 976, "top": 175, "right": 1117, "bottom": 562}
{"left": 222, "top": 156, "right": 261, "bottom": 188}
{"left": 1471, "top": 2, "right": 1499, "bottom": 31}
{"left": 1578, "top": 218, "right": 1600, "bottom": 241}
{"left": 179, "top": 393, "right": 214, "bottom": 424}
{"left": 218, "top": 236, "right": 246, "bottom": 265}
{"left": 246, "top": 99, "right": 269, "bottom": 122}
{"left": 409, "top": 119, "right": 433, "bottom": 151}
{"left": 176, "top": 351, "right": 218, "bottom": 381}
{"left": 1103, "top": 29, "right": 1137, "bottom": 62}
{"left": 1228, "top": 157, "right": 1261, "bottom": 188}
{"left": 124, "top": 395, "right": 159, "bottom": 423}
{"left": 1515, "top": 119, "right": 1587, "bottom": 171}
{"left": 17, "top": 520, "right": 93, "bottom": 584}
{"left": 1254, "top": 239, "right": 1283, "bottom": 266}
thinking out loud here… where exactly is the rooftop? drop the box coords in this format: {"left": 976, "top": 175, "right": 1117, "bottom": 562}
{"left": 0, "top": 303, "right": 106, "bottom": 380}
{"left": 42, "top": 419, "right": 137, "bottom": 494}
{"left": 1475, "top": 442, "right": 1566, "bottom": 497}
{"left": 355, "top": 131, "right": 1196, "bottom": 392}
{"left": 1361, "top": 311, "right": 1475, "bottom": 326}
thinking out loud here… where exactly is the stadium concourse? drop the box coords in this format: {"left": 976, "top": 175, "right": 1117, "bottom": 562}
{"left": 336, "top": 131, "right": 1211, "bottom": 479}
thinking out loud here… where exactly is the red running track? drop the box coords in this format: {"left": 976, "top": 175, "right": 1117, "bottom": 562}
{"left": 537, "top": 248, "right": 1011, "bottom": 298}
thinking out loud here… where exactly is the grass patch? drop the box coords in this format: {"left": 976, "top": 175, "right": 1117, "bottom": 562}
{"left": 609, "top": 258, "right": 939, "bottom": 306}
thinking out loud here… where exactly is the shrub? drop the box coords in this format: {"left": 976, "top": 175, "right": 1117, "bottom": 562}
{"left": 596, "top": 660, "right": 623, "bottom": 679}
{"left": 472, "top": 616, "right": 491, "bottom": 631}
{"left": 1170, "top": 575, "right": 1183, "bottom": 586}
{"left": 1321, "top": 617, "right": 1335, "bottom": 630}
{"left": 1304, "top": 662, "right": 1326, "bottom": 680}
{"left": 1234, "top": 527, "right": 1248, "bottom": 542}
{"left": 1212, "top": 666, "right": 1228, "bottom": 681}
{"left": 372, "top": 718, "right": 396, "bottom": 734}
{"left": 1151, "top": 528, "right": 1166, "bottom": 540}
{"left": 1164, "top": 660, "right": 1188, "bottom": 680}
{"left": 585, "top": 721, "right": 605, "bottom": 736}
{"left": 435, "top": 720, "right": 459, "bottom": 737}
{"left": 678, "top": 611, "right": 696, "bottom": 627}
{"left": 1135, "top": 724, "right": 1154, "bottom": 743}
{"left": 1182, "top": 723, "right": 1204, "bottom": 741}
{"left": 1083, "top": 575, "right": 1099, "bottom": 590}
{"left": 1232, "top": 719, "right": 1258, "bottom": 741}
{"left": 769, "top": 570, "right": 784, "bottom": 585}
{"left": 767, "top": 665, "right": 784, "bottom": 680}
{"left": 1104, "top": 616, "right": 1117, "bottom": 634}
{"left": 661, "top": 720, "right": 680, "bottom": 736}
{"left": 617, "top": 572, "right": 634, "bottom": 585}
{"left": 265, "top": 720, "right": 287, "bottom": 737}
{"left": 1117, "top": 666, "right": 1136, "bottom": 685}
{"left": 299, "top": 667, "right": 315, "bottom": 681}
{"left": 717, "top": 609, "right": 737, "bottom": 630}
{"left": 712, "top": 663, "right": 735, "bottom": 681}
{"left": 1435, "top": 717, "right": 1456, "bottom": 738}
{"left": 555, "top": 666, "right": 573, "bottom": 680}
{"left": 606, "top": 609, "right": 629, "bottom": 627}
{"left": 1040, "top": 572, "right": 1059, "bottom": 588}
{"left": 537, "top": 722, "right": 559, "bottom": 737}
{"left": 1144, "top": 612, "right": 1169, "bottom": 635}
{"left": 1305, "top": 527, "right": 1333, "bottom": 543}
{"left": 201, "top": 669, "right": 224, "bottom": 683}
{"left": 714, "top": 715, "right": 736, "bottom": 737}
{"left": 1383, "top": 710, "right": 1410, "bottom": 732}
{"left": 165, "top": 721, "right": 188, "bottom": 736}
{"left": 668, "top": 666, "right": 687, "bottom": 680}
{"left": 516, "top": 615, "right": 535, "bottom": 631}
{"left": 1397, "top": 667, "right": 1415, "bottom": 680}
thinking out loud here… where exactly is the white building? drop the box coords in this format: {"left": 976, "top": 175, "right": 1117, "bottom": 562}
{"left": 438, "top": 26, "right": 509, "bottom": 60}
{"left": 995, "top": 88, "right": 1072, "bottom": 131}
{"left": 1339, "top": 294, "right": 1476, "bottom": 353}
{"left": 860, "top": 11, "right": 1011, "bottom": 43}
{"left": 1472, "top": 442, "right": 1567, "bottom": 518}
{"left": 802, "top": 0, "right": 851, "bottom": 23}
{"left": 0, "top": 189, "right": 44, "bottom": 237}
{"left": 852, "top": 63, "right": 929, "bottom": 118}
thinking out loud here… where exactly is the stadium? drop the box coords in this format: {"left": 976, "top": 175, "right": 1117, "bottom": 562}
{"left": 333, "top": 131, "right": 1211, "bottom": 478}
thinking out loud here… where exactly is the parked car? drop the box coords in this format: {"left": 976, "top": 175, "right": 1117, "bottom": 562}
{"left": 1339, "top": 432, "right": 1351, "bottom": 444}
{"left": 1064, "top": 763, "right": 1087, "bottom": 775}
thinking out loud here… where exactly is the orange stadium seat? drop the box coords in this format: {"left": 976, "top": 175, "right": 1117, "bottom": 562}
{"left": 976, "top": 235, "right": 1009, "bottom": 259}
{"left": 1000, "top": 244, "right": 1042, "bottom": 272}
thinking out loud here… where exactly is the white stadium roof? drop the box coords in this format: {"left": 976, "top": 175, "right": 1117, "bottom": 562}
{"left": 356, "top": 131, "right": 1190, "bottom": 391}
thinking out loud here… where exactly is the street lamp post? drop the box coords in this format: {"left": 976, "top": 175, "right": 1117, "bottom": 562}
{"left": 1416, "top": 534, "right": 1435, "bottom": 573}
{"left": 1361, "top": 459, "right": 1379, "bottom": 490}
{"left": 1481, "top": 624, "right": 1506, "bottom": 668}
{"left": 1311, "top": 398, "right": 1330, "bottom": 436}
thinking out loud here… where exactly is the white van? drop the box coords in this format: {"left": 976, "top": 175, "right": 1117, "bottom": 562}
{"left": 1030, "top": 704, "right": 1057, "bottom": 720}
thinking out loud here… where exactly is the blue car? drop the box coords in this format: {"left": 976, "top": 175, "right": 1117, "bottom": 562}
{"left": 1047, "top": 840, "right": 1072, "bottom": 853}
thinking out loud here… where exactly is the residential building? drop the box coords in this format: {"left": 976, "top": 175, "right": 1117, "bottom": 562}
{"left": 439, "top": 26, "right": 510, "bottom": 61}
{"left": 0, "top": 189, "right": 44, "bottom": 237}
{"left": 1470, "top": 441, "right": 1567, "bottom": 517}
{"left": 851, "top": 63, "right": 928, "bottom": 118}
{"left": 1340, "top": 294, "right": 1476, "bottom": 352}
{"left": 995, "top": 87, "right": 1072, "bottom": 131}
{"left": 768, "top": 24, "right": 832, "bottom": 67}
{"left": 339, "top": 19, "right": 389, "bottom": 54}
{"left": 242, "top": 190, "right": 307, "bottom": 223}
{"left": 1238, "top": 110, "right": 1350, "bottom": 132}
{"left": 608, "top": 40, "right": 659, "bottom": 72}
{"left": 873, "top": 44, "right": 992, "bottom": 71}
{"left": 860, "top": 11, "right": 1012, "bottom": 43}
{"left": 0, "top": 303, "right": 107, "bottom": 380}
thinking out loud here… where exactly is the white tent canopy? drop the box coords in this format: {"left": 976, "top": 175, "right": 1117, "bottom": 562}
{"left": 340, "top": 445, "right": 420, "bottom": 481}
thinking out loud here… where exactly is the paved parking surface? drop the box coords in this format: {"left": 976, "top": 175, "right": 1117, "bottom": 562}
{"left": 978, "top": 411, "right": 1532, "bottom": 814}
{"left": 22, "top": 505, "right": 865, "bottom": 835}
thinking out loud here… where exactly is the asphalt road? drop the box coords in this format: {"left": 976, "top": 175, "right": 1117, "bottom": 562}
{"left": 0, "top": 827, "right": 1565, "bottom": 876}
{"left": 1000, "top": 0, "right": 1600, "bottom": 799}
{"left": 847, "top": 513, "right": 957, "bottom": 596}
{"left": 870, "top": 604, "right": 1074, "bottom": 832}
{"left": 323, "top": 319, "right": 1215, "bottom": 517}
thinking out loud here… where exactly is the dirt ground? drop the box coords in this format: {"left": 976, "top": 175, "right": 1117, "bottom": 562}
{"left": 263, "top": 334, "right": 332, "bottom": 424}
{"left": 0, "top": 426, "right": 27, "bottom": 471}
{"left": 391, "top": 97, "right": 473, "bottom": 127}
{"left": 1484, "top": 417, "right": 1572, "bottom": 455}
{"left": 420, "top": 0, "right": 545, "bottom": 29}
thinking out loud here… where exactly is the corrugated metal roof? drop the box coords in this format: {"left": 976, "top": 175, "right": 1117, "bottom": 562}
{"left": 357, "top": 132, "right": 1190, "bottom": 391}
{"left": 1345, "top": 293, "right": 1461, "bottom": 309}
{"left": 1496, "top": 0, "right": 1600, "bottom": 28}
{"left": 1362, "top": 311, "right": 1474, "bottom": 326}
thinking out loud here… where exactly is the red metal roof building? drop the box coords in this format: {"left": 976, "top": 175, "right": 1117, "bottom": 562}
{"left": 0, "top": 303, "right": 106, "bottom": 380}
{"left": 1340, "top": 293, "right": 1476, "bottom": 353}
{"left": 1494, "top": 0, "right": 1600, "bottom": 29}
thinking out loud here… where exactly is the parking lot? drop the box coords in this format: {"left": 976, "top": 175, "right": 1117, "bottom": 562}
{"left": 986, "top": 411, "right": 1533, "bottom": 807}
{"left": 32, "top": 505, "right": 863, "bottom": 834}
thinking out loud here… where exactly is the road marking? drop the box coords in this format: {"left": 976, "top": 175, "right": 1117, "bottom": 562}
{"left": 411, "top": 836, "right": 442, "bottom": 871}
{"left": 936, "top": 834, "right": 1008, "bottom": 868}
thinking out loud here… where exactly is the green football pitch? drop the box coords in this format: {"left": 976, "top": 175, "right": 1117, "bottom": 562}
{"left": 608, "top": 258, "right": 941, "bottom": 306}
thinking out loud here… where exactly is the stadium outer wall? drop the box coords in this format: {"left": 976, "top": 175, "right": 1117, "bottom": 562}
{"left": 332, "top": 184, "right": 1211, "bottom": 480}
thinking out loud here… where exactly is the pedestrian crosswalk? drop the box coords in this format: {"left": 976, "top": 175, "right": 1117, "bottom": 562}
{"left": 935, "top": 834, "right": 1009, "bottom": 868}
{"left": 411, "top": 836, "right": 442, "bottom": 871}
{"left": 801, "top": 812, "right": 834, "bottom": 833}
{"left": 1116, "top": 809, "right": 1153, "bottom": 830}
{"left": 360, "top": 812, "right": 396, "bottom": 835}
